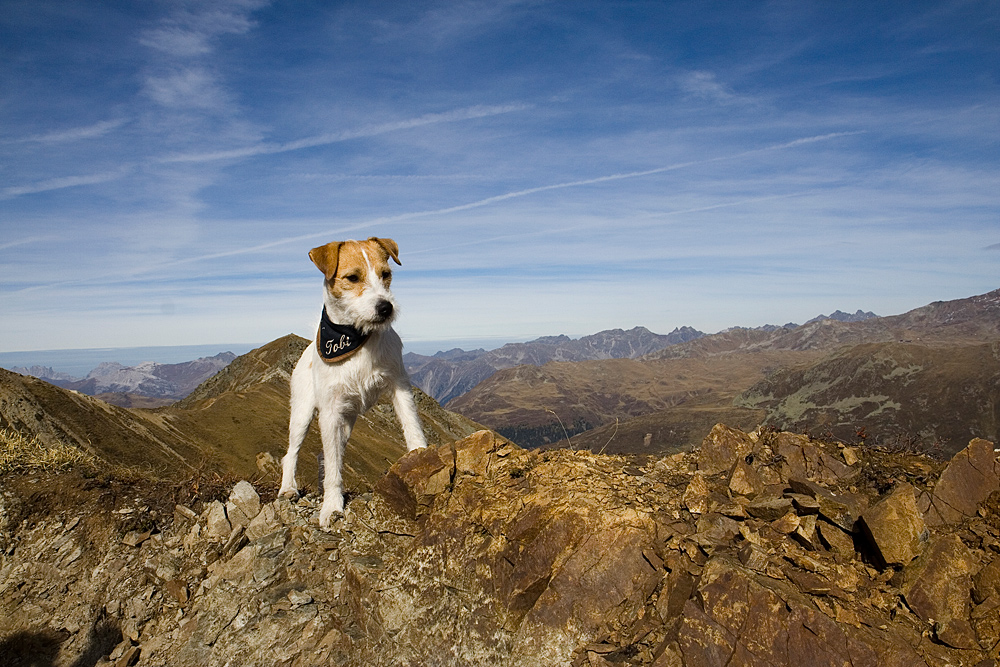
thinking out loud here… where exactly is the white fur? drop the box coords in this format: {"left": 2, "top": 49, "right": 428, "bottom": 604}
{"left": 279, "top": 248, "right": 427, "bottom": 528}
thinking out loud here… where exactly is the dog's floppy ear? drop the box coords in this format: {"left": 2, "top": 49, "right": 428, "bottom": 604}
{"left": 309, "top": 242, "right": 342, "bottom": 281}
{"left": 369, "top": 237, "right": 401, "bottom": 266}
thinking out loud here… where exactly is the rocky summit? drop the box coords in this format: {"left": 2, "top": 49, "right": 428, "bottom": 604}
{"left": 2, "top": 427, "right": 1000, "bottom": 667}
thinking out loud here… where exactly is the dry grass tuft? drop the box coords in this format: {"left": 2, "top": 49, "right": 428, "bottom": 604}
{"left": 0, "top": 428, "right": 98, "bottom": 474}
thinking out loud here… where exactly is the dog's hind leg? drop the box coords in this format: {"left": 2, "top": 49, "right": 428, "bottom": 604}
{"left": 392, "top": 381, "right": 428, "bottom": 451}
{"left": 317, "top": 406, "right": 356, "bottom": 528}
{"left": 280, "top": 357, "right": 316, "bottom": 499}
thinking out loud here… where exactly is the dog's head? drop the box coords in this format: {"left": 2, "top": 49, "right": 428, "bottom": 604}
{"left": 308, "top": 237, "right": 402, "bottom": 333}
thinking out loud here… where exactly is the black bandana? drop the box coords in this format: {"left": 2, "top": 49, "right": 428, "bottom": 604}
{"left": 317, "top": 308, "right": 369, "bottom": 362}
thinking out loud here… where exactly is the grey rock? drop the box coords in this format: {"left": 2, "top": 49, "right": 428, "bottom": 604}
{"left": 228, "top": 480, "right": 261, "bottom": 523}
{"left": 203, "top": 500, "right": 230, "bottom": 540}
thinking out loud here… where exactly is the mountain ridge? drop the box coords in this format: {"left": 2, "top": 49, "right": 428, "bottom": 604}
{"left": 12, "top": 353, "right": 239, "bottom": 406}
{"left": 450, "top": 288, "right": 1000, "bottom": 454}
{"left": 405, "top": 325, "right": 705, "bottom": 404}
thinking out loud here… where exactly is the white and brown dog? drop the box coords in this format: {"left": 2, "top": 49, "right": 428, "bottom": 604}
{"left": 279, "top": 237, "right": 427, "bottom": 527}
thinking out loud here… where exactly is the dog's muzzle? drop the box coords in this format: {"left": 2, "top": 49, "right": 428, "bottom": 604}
{"left": 375, "top": 299, "right": 394, "bottom": 322}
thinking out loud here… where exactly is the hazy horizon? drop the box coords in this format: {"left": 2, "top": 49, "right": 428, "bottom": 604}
{"left": 0, "top": 301, "right": 881, "bottom": 376}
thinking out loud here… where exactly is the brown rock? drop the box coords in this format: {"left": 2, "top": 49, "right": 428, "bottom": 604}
{"left": 771, "top": 511, "right": 801, "bottom": 535}
{"left": 694, "top": 513, "right": 740, "bottom": 547}
{"left": 224, "top": 501, "right": 249, "bottom": 530}
{"left": 677, "top": 558, "right": 880, "bottom": 667}
{"left": 842, "top": 446, "right": 860, "bottom": 466}
{"left": 122, "top": 529, "right": 151, "bottom": 547}
{"left": 374, "top": 440, "right": 456, "bottom": 520}
{"left": 728, "top": 459, "right": 763, "bottom": 497}
{"left": 203, "top": 500, "right": 230, "bottom": 540}
{"left": 655, "top": 569, "right": 696, "bottom": 623}
{"left": 793, "top": 514, "right": 823, "bottom": 551}
{"left": 745, "top": 496, "right": 794, "bottom": 521}
{"left": 901, "top": 533, "right": 978, "bottom": 649}
{"left": 786, "top": 492, "right": 820, "bottom": 515}
{"left": 971, "top": 596, "right": 1000, "bottom": 652}
{"left": 973, "top": 557, "right": 1000, "bottom": 604}
{"left": 454, "top": 429, "right": 511, "bottom": 477}
{"left": 858, "top": 483, "right": 926, "bottom": 567}
{"left": 165, "top": 579, "right": 189, "bottom": 605}
{"left": 789, "top": 478, "right": 867, "bottom": 531}
{"left": 817, "top": 521, "right": 856, "bottom": 556}
{"left": 775, "top": 433, "right": 858, "bottom": 485}
{"left": 925, "top": 438, "right": 1000, "bottom": 526}
{"left": 682, "top": 472, "right": 711, "bottom": 515}
{"left": 115, "top": 646, "right": 140, "bottom": 667}
{"left": 356, "top": 435, "right": 665, "bottom": 666}
{"left": 698, "top": 423, "right": 755, "bottom": 475}
{"left": 245, "top": 503, "right": 281, "bottom": 541}
{"left": 738, "top": 543, "right": 771, "bottom": 573}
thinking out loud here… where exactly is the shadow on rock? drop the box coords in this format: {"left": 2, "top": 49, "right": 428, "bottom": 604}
{"left": 0, "top": 629, "right": 67, "bottom": 667}
{"left": 68, "top": 616, "right": 122, "bottom": 667}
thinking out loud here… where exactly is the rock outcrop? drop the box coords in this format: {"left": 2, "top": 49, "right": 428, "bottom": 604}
{"left": 2, "top": 426, "right": 999, "bottom": 666}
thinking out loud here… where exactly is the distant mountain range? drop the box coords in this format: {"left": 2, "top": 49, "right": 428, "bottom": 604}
{"left": 404, "top": 326, "right": 705, "bottom": 404}
{"left": 9, "top": 352, "right": 236, "bottom": 407}
{"left": 450, "top": 289, "right": 1000, "bottom": 456}
{"left": 805, "top": 309, "right": 879, "bottom": 324}
{"left": 3, "top": 310, "right": 881, "bottom": 409}
{"left": 405, "top": 315, "right": 883, "bottom": 406}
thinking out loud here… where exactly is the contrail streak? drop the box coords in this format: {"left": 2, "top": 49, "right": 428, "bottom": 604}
{"left": 159, "top": 103, "right": 532, "bottom": 164}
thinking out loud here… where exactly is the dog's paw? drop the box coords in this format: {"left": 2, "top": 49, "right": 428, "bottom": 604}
{"left": 278, "top": 487, "right": 299, "bottom": 500}
{"left": 318, "top": 498, "right": 344, "bottom": 528}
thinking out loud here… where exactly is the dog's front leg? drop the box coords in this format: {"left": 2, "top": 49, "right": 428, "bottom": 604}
{"left": 317, "top": 406, "right": 356, "bottom": 528}
{"left": 392, "top": 381, "right": 428, "bottom": 451}
{"left": 280, "top": 358, "right": 317, "bottom": 499}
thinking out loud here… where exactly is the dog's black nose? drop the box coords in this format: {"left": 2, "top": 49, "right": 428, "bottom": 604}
{"left": 375, "top": 300, "right": 394, "bottom": 320}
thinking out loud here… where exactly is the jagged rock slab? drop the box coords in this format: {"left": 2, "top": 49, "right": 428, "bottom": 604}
{"left": 921, "top": 437, "right": 1000, "bottom": 526}
{"left": 858, "top": 483, "right": 926, "bottom": 567}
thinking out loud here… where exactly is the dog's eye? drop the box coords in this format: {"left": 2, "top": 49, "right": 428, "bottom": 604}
{"left": 381, "top": 271, "right": 391, "bottom": 281}
{"left": 344, "top": 274, "right": 361, "bottom": 283}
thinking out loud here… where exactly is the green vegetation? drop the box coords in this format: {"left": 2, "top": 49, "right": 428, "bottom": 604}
{"left": 497, "top": 419, "right": 594, "bottom": 448}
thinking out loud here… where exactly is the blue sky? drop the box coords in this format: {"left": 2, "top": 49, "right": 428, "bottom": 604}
{"left": 2, "top": 0, "right": 998, "bottom": 356}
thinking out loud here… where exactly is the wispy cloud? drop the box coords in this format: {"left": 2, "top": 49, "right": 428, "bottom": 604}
{"left": 139, "top": 0, "right": 270, "bottom": 57}
{"left": 144, "top": 68, "right": 234, "bottom": 110}
{"left": 7, "top": 119, "right": 126, "bottom": 145}
{"left": 678, "top": 70, "right": 749, "bottom": 105}
{"left": 0, "top": 168, "right": 131, "bottom": 200}
{"left": 0, "top": 236, "right": 53, "bottom": 252}
{"left": 158, "top": 103, "right": 532, "bottom": 163}
{"left": 139, "top": 1, "right": 271, "bottom": 113}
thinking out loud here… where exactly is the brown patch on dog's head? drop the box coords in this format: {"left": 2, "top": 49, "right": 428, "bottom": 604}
{"left": 308, "top": 242, "right": 342, "bottom": 281}
{"left": 369, "top": 237, "right": 401, "bottom": 266}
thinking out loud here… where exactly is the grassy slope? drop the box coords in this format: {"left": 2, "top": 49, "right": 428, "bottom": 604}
{"left": 0, "top": 336, "right": 486, "bottom": 493}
